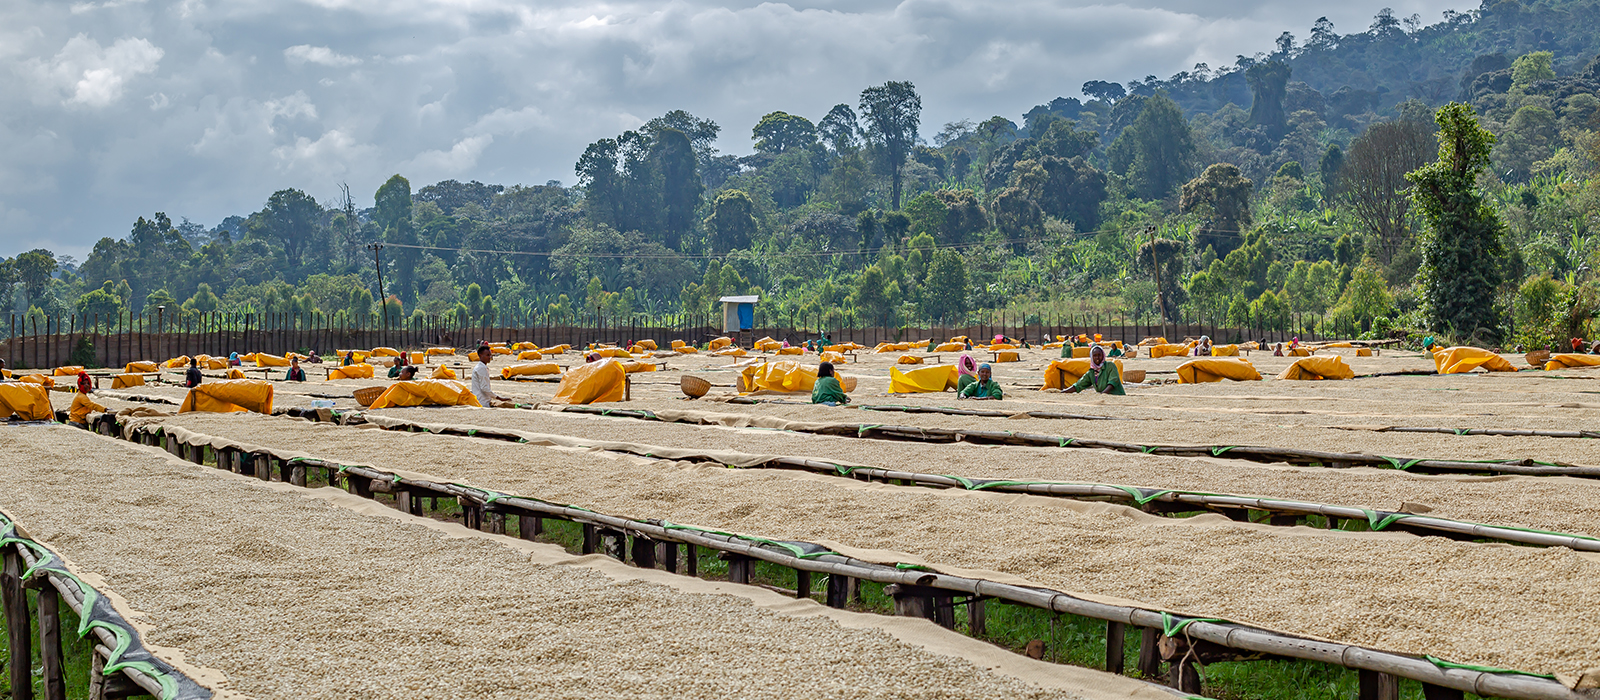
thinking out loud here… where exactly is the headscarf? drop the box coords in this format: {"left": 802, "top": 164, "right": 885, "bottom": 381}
{"left": 957, "top": 354, "right": 978, "bottom": 376}
{"left": 1089, "top": 344, "right": 1106, "bottom": 370}
{"left": 977, "top": 363, "right": 992, "bottom": 377}
{"left": 76, "top": 370, "right": 92, "bottom": 395}
{"left": 818, "top": 361, "right": 835, "bottom": 378}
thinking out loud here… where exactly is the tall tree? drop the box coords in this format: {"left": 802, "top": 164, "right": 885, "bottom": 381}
{"left": 1408, "top": 103, "right": 1505, "bottom": 340}
{"left": 922, "top": 249, "right": 967, "bottom": 320}
{"left": 1245, "top": 61, "right": 1292, "bottom": 137}
{"left": 374, "top": 175, "right": 413, "bottom": 233}
{"left": 576, "top": 138, "right": 624, "bottom": 228}
{"left": 859, "top": 81, "right": 922, "bottom": 209}
{"left": 705, "top": 190, "right": 758, "bottom": 255}
{"left": 1105, "top": 94, "right": 1195, "bottom": 200}
{"left": 653, "top": 128, "right": 702, "bottom": 250}
{"left": 14, "top": 249, "right": 57, "bottom": 303}
{"left": 262, "top": 188, "right": 322, "bottom": 267}
{"left": 1340, "top": 119, "right": 1435, "bottom": 264}
{"left": 374, "top": 175, "right": 418, "bottom": 303}
{"left": 1179, "top": 164, "right": 1254, "bottom": 255}
{"left": 818, "top": 104, "right": 860, "bottom": 154}
{"left": 752, "top": 111, "right": 818, "bottom": 155}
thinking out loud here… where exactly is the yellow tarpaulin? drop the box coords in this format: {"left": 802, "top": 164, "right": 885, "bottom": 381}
{"left": 933, "top": 342, "right": 965, "bottom": 353}
{"left": 1042, "top": 359, "right": 1124, "bottom": 389}
{"left": 1176, "top": 358, "right": 1262, "bottom": 384}
{"left": 596, "top": 347, "right": 633, "bottom": 358}
{"left": 889, "top": 364, "right": 959, "bottom": 394}
{"left": 409, "top": 352, "right": 426, "bottom": 365}
{"left": 543, "top": 345, "right": 571, "bottom": 355}
{"left": 368, "top": 379, "right": 481, "bottom": 409}
{"left": 502, "top": 363, "right": 562, "bottom": 378}
{"left": 517, "top": 350, "right": 544, "bottom": 360}
{"left": 0, "top": 384, "right": 53, "bottom": 420}
{"left": 740, "top": 361, "right": 823, "bottom": 393}
{"left": 620, "top": 361, "right": 658, "bottom": 373}
{"left": 125, "top": 361, "right": 158, "bottom": 373}
{"left": 994, "top": 351, "right": 1020, "bottom": 362}
{"left": 1356, "top": 348, "right": 1373, "bottom": 357}
{"left": 897, "top": 355, "right": 923, "bottom": 365}
{"left": 1545, "top": 354, "right": 1600, "bottom": 370}
{"left": 1210, "top": 344, "right": 1239, "bottom": 356}
{"left": 203, "top": 358, "right": 229, "bottom": 370}
{"left": 431, "top": 365, "right": 457, "bottom": 379}
{"left": 491, "top": 346, "right": 512, "bottom": 355}
{"left": 755, "top": 338, "right": 783, "bottom": 351}
{"left": 1139, "top": 337, "right": 1169, "bottom": 346}
{"left": 111, "top": 374, "right": 145, "bottom": 389}
{"left": 549, "top": 360, "right": 626, "bottom": 405}
{"left": 775, "top": 347, "right": 801, "bottom": 355}
{"left": 1290, "top": 347, "right": 1313, "bottom": 357}
{"left": 1433, "top": 346, "right": 1517, "bottom": 374}
{"left": 820, "top": 351, "right": 847, "bottom": 363}
{"left": 714, "top": 348, "right": 747, "bottom": 357}
{"left": 427, "top": 347, "right": 456, "bottom": 356}
{"left": 165, "top": 356, "right": 190, "bottom": 368}
{"left": 1313, "top": 341, "right": 1355, "bottom": 349}
{"left": 179, "top": 379, "right": 274, "bottom": 414}
{"left": 255, "top": 353, "right": 290, "bottom": 367}
{"left": 69, "top": 393, "right": 106, "bottom": 424}
{"left": 370, "top": 347, "right": 401, "bottom": 357}
{"left": 989, "top": 343, "right": 1017, "bottom": 351}
{"left": 328, "top": 364, "right": 374, "bottom": 380}
{"left": 512, "top": 342, "right": 537, "bottom": 351}
{"left": 634, "top": 339, "right": 659, "bottom": 351}
{"left": 228, "top": 368, "right": 246, "bottom": 379}
{"left": 53, "top": 365, "right": 84, "bottom": 376}
{"left": 17, "top": 374, "right": 53, "bottom": 387}
{"left": 1276, "top": 356, "right": 1355, "bottom": 381}
{"left": 676, "top": 346, "right": 700, "bottom": 354}
{"left": 709, "top": 337, "right": 733, "bottom": 350}
{"left": 337, "top": 350, "right": 369, "bottom": 363}
{"left": 1148, "top": 343, "right": 1190, "bottom": 358}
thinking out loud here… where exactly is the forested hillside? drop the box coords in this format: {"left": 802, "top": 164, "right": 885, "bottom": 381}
{"left": 9, "top": 0, "right": 1600, "bottom": 347}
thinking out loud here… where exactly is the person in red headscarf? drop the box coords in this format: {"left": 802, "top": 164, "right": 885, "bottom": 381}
{"left": 68, "top": 371, "right": 107, "bottom": 427}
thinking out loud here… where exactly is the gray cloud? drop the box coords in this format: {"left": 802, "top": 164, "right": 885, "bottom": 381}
{"left": 0, "top": 0, "right": 1467, "bottom": 258}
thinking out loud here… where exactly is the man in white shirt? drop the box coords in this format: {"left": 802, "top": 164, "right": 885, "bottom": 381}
{"left": 470, "top": 344, "right": 503, "bottom": 407}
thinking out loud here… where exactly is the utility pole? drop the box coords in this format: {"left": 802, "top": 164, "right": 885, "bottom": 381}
{"left": 368, "top": 242, "right": 387, "bottom": 346}
{"left": 1145, "top": 226, "right": 1166, "bottom": 335}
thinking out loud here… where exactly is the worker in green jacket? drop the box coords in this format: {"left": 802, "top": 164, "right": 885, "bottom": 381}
{"left": 958, "top": 363, "right": 1003, "bottom": 400}
{"left": 1066, "top": 345, "right": 1125, "bottom": 395}
{"left": 811, "top": 362, "right": 850, "bottom": 405}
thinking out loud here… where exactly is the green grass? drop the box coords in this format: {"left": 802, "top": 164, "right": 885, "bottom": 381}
{"left": 0, "top": 589, "right": 99, "bottom": 700}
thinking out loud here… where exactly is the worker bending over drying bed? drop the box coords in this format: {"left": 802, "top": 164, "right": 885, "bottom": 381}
{"left": 958, "top": 363, "right": 1003, "bottom": 400}
{"left": 811, "top": 362, "right": 850, "bottom": 405}
{"left": 68, "top": 370, "right": 106, "bottom": 428}
{"left": 1066, "top": 345, "right": 1125, "bottom": 396}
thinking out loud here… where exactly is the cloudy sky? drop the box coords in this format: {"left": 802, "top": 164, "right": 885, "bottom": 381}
{"left": 1, "top": 0, "right": 1469, "bottom": 259}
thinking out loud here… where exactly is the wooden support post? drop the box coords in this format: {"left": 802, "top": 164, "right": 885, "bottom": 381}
{"left": 486, "top": 512, "right": 506, "bottom": 535}
{"left": 1168, "top": 656, "right": 1201, "bottom": 693}
{"left": 662, "top": 542, "right": 679, "bottom": 574}
{"left": 721, "top": 552, "right": 752, "bottom": 584}
{"left": 581, "top": 523, "right": 598, "bottom": 555}
{"left": 89, "top": 651, "right": 141, "bottom": 700}
{"left": 685, "top": 544, "right": 699, "bottom": 577}
{"left": 1137, "top": 627, "right": 1162, "bottom": 678}
{"left": 289, "top": 463, "right": 306, "bottom": 487}
{"left": 630, "top": 536, "right": 656, "bottom": 568}
{"left": 602, "top": 530, "right": 626, "bottom": 561}
{"left": 1360, "top": 670, "right": 1400, "bottom": 700}
{"left": 36, "top": 583, "right": 65, "bottom": 700}
{"left": 826, "top": 573, "right": 850, "bottom": 608}
{"left": 794, "top": 570, "right": 812, "bottom": 599}
{"left": 1268, "top": 514, "right": 1299, "bottom": 527}
{"left": 254, "top": 455, "right": 271, "bottom": 481}
{"left": 349, "top": 474, "right": 373, "bottom": 499}
{"left": 1105, "top": 621, "right": 1126, "bottom": 675}
{"left": 518, "top": 514, "right": 541, "bottom": 539}
{"left": 968, "top": 598, "right": 987, "bottom": 637}
{"left": 883, "top": 583, "right": 955, "bottom": 628}
{"left": 2, "top": 547, "right": 33, "bottom": 700}
{"left": 396, "top": 491, "right": 411, "bottom": 514}
{"left": 1420, "top": 684, "right": 1464, "bottom": 700}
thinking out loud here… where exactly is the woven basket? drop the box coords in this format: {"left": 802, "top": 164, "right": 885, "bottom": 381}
{"left": 842, "top": 376, "right": 857, "bottom": 392}
{"left": 680, "top": 375, "right": 711, "bottom": 398}
{"left": 1122, "top": 369, "right": 1147, "bottom": 384}
{"left": 353, "top": 386, "right": 386, "bottom": 407}
{"left": 1525, "top": 350, "right": 1551, "bottom": 368}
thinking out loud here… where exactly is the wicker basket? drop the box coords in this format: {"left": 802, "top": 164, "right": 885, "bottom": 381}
{"left": 353, "top": 386, "right": 387, "bottom": 408}
{"left": 680, "top": 375, "right": 711, "bottom": 398}
{"left": 1525, "top": 350, "right": 1551, "bottom": 368}
{"left": 1122, "top": 369, "right": 1147, "bottom": 384}
{"left": 842, "top": 376, "right": 857, "bottom": 392}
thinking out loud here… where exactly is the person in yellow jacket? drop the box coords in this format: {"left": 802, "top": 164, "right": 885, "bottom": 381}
{"left": 69, "top": 371, "right": 107, "bottom": 428}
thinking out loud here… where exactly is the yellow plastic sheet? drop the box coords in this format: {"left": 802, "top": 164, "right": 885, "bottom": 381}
{"left": 179, "top": 379, "right": 274, "bottom": 414}
{"left": 124, "top": 361, "right": 158, "bottom": 373}
{"left": 1148, "top": 343, "right": 1189, "bottom": 358}
{"left": 933, "top": 342, "right": 965, "bottom": 353}
{"left": 989, "top": 343, "right": 1017, "bottom": 351}
{"left": 1139, "top": 337, "right": 1169, "bottom": 346}
{"left": 512, "top": 342, "right": 537, "bottom": 351}
{"left": 820, "top": 351, "right": 847, "bottom": 363}
{"left": 501, "top": 363, "right": 561, "bottom": 378}
{"left": 431, "top": 365, "right": 458, "bottom": 379}
{"left": 549, "top": 360, "right": 626, "bottom": 405}
{"left": 775, "top": 347, "right": 802, "bottom": 355}
{"left": 1290, "top": 347, "right": 1313, "bottom": 357}
{"left": 203, "top": 358, "right": 229, "bottom": 370}
{"left": 1433, "top": 346, "right": 1517, "bottom": 374}
{"left": 518, "top": 350, "right": 544, "bottom": 360}
{"left": 544, "top": 345, "right": 571, "bottom": 355}
{"left": 620, "top": 361, "right": 658, "bottom": 373}
{"left": 897, "top": 355, "right": 923, "bottom": 365}
{"left": 714, "top": 348, "right": 748, "bottom": 357}
{"left": 709, "top": 337, "right": 733, "bottom": 350}
{"left": 69, "top": 392, "right": 106, "bottom": 424}
{"left": 409, "top": 352, "right": 426, "bottom": 365}
{"left": 18, "top": 374, "right": 54, "bottom": 387}
{"left": 255, "top": 353, "right": 290, "bottom": 367}
{"left": 491, "top": 346, "right": 512, "bottom": 355}
{"left": 53, "top": 365, "right": 84, "bottom": 376}
{"left": 328, "top": 364, "right": 374, "bottom": 380}
{"left": 368, "top": 379, "right": 481, "bottom": 409}
{"left": 1544, "top": 354, "right": 1600, "bottom": 370}
{"left": 889, "top": 364, "right": 959, "bottom": 394}
{"left": 0, "top": 384, "right": 53, "bottom": 420}
{"left": 1070, "top": 346, "right": 1091, "bottom": 358}
{"left": 634, "top": 339, "right": 659, "bottom": 351}
{"left": 111, "top": 374, "right": 145, "bottom": 389}
{"left": 994, "top": 351, "right": 1020, "bottom": 362}
{"left": 1276, "top": 356, "right": 1355, "bottom": 381}
{"left": 676, "top": 346, "right": 700, "bottom": 354}
{"left": 1356, "top": 348, "right": 1373, "bottom": 357}
{"left": 337, "top": 350, "right": 369, "bottom": 363}
{"left": 740, "top": 361, "right": 822, "bottom": 393}
{"left": 1210, "top": 344, "right": 1239, "bottom": 356}
{"left": 1176, "top": 358, "right": 1262, "bottom": 383}
{"left": 165, "top": 356, "right": 191, "bottom": 368}
{"left": 1042, "top": 359, "right": 1124, "bottom": 389}
{"left": 227, "top": 368, "right": 246, "bottom": 379}
{"left": 370, "top": 347, "right": 401, "bottom": 357}
{"left": 427, "top": 347, "right": 456, "bottom": 356}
